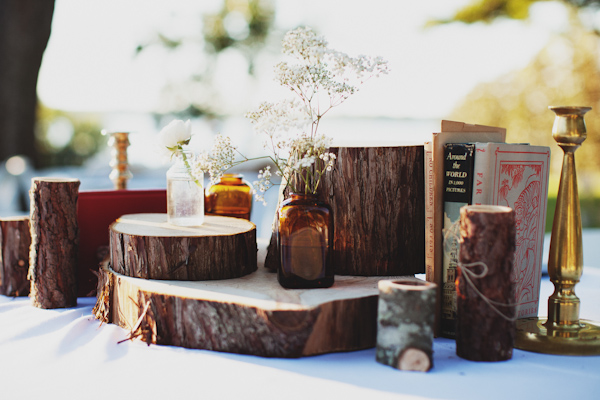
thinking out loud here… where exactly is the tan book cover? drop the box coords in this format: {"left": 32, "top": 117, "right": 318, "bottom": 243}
{"left": 471, "top": 142, "right": 550, "bottom": 318}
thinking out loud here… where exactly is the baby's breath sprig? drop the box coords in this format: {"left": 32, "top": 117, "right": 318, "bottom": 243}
{"left": 246, "top": 26, "right": 388, "bottom": 197}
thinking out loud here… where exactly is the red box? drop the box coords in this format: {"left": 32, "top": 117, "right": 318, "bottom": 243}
{"left": 77, "top": 189, "right": 166, "bottom": 297}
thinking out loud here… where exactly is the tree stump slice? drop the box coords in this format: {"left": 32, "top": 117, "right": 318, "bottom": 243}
{"left": 0, "top": 216, "right": 31, "bottom": 296}
{"left": 456, "top": 205, "right": 516, "bottom": 362}
{"left": 94, "top": 250, "right": 420, "bottom": 357}
{"left": 376, "top": 279, "right": 436, "bottom": 372}
{"left": 29, "top": 178, "right": 80, "bottom": 309}
{"left": 265, "top": 145, "right": 425, "bottom": 276}
{"left": 110, "top": 213, "right": 257, "bottom": 281}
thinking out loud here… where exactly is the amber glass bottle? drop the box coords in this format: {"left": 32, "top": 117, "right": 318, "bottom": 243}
{"left": 277, "top": 193, "right": 334, "bottom": 288}
{"left": 205, "top": 174, "right": 253, "bottom": 220}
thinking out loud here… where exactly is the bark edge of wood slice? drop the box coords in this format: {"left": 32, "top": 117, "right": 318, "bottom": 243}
{"left": 110, "top": 213, "right": 257, "bottom": 281}
{"left": 94, "top": 261, "right": 421, "bottom": 357}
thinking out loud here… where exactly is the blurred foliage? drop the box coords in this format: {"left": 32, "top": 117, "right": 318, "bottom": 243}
{"left": 427, "top": 0, "right": 539, "bottom": 25}
{"left": 450, "top": 20, "right": 600, "bottom": 183}
{"left": 136, "top": 0, "right": 275, "bottom": 118}
{"left": 546, "top": 195, "right": 600, "bottom": 231}
{"left": 35, "top": 103, "right": 104, "bottom": 168}
{"left": 428, "top": 0, "right": 600, "bottom": 26}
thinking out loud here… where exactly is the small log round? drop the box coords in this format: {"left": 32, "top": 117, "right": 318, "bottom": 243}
{"left": 376, "top": 279, "right": 436, "bottom": 372}
{"left": 456, "top": 205, "right": 516, "bottom": 362}
{"left": 29, "top": 177, "right": 80, "bottom": 309}
{"left": 0, "top": 216, "right": 31, "bottom": 296}
{"left": 110, "top": 213, "right": 256, "bottom": 281}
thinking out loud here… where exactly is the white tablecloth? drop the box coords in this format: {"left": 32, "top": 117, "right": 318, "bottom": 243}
{"left": 2, "top": 231, "right": 599, "bottom": 400}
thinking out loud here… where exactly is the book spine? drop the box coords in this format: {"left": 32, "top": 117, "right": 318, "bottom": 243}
{"left": 441, "top": 143, "right": 475, "bottom": 338}
{"left": 471, "top": 143, "right": 494, "bottom": 206}
{"left": 424, "top": 142, "right": 434, "bottom": 283}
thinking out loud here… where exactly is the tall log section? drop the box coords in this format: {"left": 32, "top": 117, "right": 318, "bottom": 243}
{"left": 457, "top": 205, "right": 516, "bottom": 361}
{"left": 0, "top": 216, "right": 31, "bottom": 296}
{"left": 29, "top": 178, "right": 80, "bottom": 309}
{"left": 265, "top": 145, "right": 425, "bottom": 276}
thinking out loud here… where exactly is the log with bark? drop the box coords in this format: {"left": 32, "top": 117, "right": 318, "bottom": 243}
{"left": 265, "top": 145, "right": 425, "bottom": 276}
{"left": 456, "top": 205, "right": 516, "bottom": 362}
{"left": 376, "top": 279, "right": 436, "bottom": 372}
{"left": 29, "top": 178, "right": 80, "bottom": 309}
{"left": 110, "top": 213, "right": 256, "bottom": 281}
{"left": 94, "top": 251, "right": 420, "bottom": 357}
{"left": 0, "top": 216, "right": 31, "bottom": 296}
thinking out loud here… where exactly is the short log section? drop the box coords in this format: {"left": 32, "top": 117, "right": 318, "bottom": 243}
{"left": 29, "top": 178, "right": 80, "bottom": 309}
{"left": 94, "top": 253, "right": 420, "bottom": 357}
{"left": 0, "top": 216, "right": 31, "bottom": 296}
{"left": 110, "top": 213, "right": 257, "bottom": 281}
{"left": 456, "top": 205, "right": 516, "bottom": 362}
{"left": 376, "top": 279, "right": 436, "bottom": 372}
{"left": 265, "top": 145, "right": 425, "bottom": 276}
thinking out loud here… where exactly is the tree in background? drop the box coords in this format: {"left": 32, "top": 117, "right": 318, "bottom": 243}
{"left": 0, "top": 1, "right": 55, "bottom": 168}
{"left": 431, "top": 0, "right": 600, "bottom": 192}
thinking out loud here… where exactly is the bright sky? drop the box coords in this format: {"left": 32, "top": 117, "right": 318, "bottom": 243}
{"left": 37, "top": 0, "right": 571, "bottom": 120}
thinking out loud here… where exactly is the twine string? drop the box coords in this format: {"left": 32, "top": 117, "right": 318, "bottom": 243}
{"left": 443, "top": 220, "right": 520, "bottom": 322}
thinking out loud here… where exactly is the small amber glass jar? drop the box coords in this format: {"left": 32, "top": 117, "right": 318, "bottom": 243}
{"left": 277, "top": 193, "right": 334, "bottom": 289}
{"left": 205, "top": 174, "right": 253, "bottom": 220}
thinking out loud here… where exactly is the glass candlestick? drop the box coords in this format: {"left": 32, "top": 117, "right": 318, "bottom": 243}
{"left": 102, "top": 130, "right": 133, "bottom": 190}
{"left": 515, "top": 106, "right": 600, "bottom": 355}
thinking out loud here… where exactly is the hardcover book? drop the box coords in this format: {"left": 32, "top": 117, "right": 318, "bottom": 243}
{"left": 441, "top": 143, "right": 475, "bottom": 338}
{"left": 471, "top": 142, "right": 551, "bottom": 318}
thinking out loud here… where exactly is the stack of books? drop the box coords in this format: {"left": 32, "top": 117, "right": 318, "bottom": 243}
{"left": 425, "top": 121, "right": 550, "bottom": 338}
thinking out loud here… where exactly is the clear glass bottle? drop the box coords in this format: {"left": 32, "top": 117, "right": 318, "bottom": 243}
{"left": 277, "top": 193, "right": 334, "bottom": 289}
{"left": 205, "top": 174, "right": 252, "bottom": 220}
{"left": 166, "top": 151, "right": 204, "bottom": 226}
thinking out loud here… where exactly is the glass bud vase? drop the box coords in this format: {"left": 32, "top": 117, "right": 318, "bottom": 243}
{"left": 205, "top": 173, "right": 253, "bottom": 220}
{"left": 166, "top": 151, "right": 204, "bottom": 226}
{"left": 277, "top": 193, "right": 334, "bottom": 289}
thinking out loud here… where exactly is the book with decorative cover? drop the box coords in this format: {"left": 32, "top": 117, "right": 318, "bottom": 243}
{"left": 471, "top": 142, "right": 551, "bottom": 318}
{"left": 441, "top": 143, "right": 475, "bottom": 338}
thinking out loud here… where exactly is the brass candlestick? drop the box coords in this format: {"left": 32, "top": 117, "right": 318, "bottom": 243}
{"left": 102, "top": 130, "right": 133, "bottom": 190}
{"left": 515, "top": 106, "right": 600, "bottom": 355}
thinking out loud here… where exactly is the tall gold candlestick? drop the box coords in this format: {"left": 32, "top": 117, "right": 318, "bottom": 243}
{"left": 515, "top": 106, "right": 600, "bottom": 355}
{"left": 102, "top": 130, "right": 133, "bottom": 190}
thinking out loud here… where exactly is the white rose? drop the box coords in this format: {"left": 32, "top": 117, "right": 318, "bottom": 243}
{"left": 158, "top": 119, "right": 192, "bottom": 150}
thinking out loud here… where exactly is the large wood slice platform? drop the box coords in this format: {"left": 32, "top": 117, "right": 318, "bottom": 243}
{"left": 95, "top": 240, "right": 419, "bottom": 357}
{"left": 110, "top": 214, "right": 257, "bottom": 281}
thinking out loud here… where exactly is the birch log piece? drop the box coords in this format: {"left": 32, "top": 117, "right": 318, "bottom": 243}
{"left": 110, "top": 213, "right": 256, "bottom": 281}
{"left": 265, "top": 145, "right": 425, "bottom": 276}
{"left": 29, "top": 178, "right": 80, "bottom": 309}
{"left": 0, "top": 216, "right": 31, "bottom": 296}
{"left": 457, "top": 205, "right": 516, "bottom": 362}
{"left": 376, "top": 279, "right": 436, "bottom": 372}
{"left": 94, "top": 249, "right": 421, "bottom": 357}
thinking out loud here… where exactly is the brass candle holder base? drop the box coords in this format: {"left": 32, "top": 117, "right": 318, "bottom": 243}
{"left": 516, "top": 318, "right": 600, "bottom": 355}
{"left": 514, "top": 106, "right": 600, "bottom": 356}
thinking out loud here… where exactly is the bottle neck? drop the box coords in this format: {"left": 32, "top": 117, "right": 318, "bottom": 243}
{"left": 219, "top": 173, "right": 243, "bottom": 184}
{"left": 290, "top": 192, "right": 318, "bottom": 201}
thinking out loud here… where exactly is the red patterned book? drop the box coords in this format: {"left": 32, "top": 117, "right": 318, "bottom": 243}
{"left": 471, "top": 143, "right": 551, "bottom": 318}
